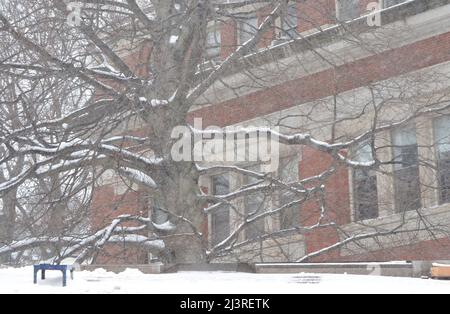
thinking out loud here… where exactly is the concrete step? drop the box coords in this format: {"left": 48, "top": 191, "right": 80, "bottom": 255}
{"left": 254, "top": 262, "right": 414, "bottom": 277}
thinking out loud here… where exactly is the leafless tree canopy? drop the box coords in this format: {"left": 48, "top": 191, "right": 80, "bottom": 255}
{"left": 0, "top": 0, "right": 449, "bottom": 265}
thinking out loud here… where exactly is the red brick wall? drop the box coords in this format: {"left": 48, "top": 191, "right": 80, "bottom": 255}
{"left": 258, "top": 6, "right": 276, "bottom": 49}
{"left": 220, "top": 19, "right": 237, "bottom": 59}
{"left": 91, "top": 186, "right": 146, "bottom": 229}
{"left": 337, "top": 238, "right": 450, "bottom": 262}
{"left": 359, "top": 0, "right": 377, "bottom": 15}
{"left": 91, "top": 14, "right": 450, "bottom": 263}
{"left": 298, "top": 0, "right": 336, "bottom": 33}
{"left": 299, "top": 146, "right": 350, "bottom": 261}
{"left": 123, "top": 39, "right": 153, "bottom": 78}
{"left": 91, "top": 185, "right": 149, "bottom": 264}
{"left": 189, "top": 31, "right": 450, "bottom": 128}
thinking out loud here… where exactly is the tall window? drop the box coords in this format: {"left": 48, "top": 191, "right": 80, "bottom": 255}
{"left": 353, "top": 143, "right": 379, "bottom": 221}
{"left": 384, "top": 0, "right": 407, "bottom": 8}
{"left": 434, "top": 116, "right": 450, "bottom": 204}
{"left": 211, "top": 174, "right": 231, "bottom": 246}
{"left": 245, "top": 165, "right": 266, "bottom": 240}
{"left": 239, "top": 15, "right": 258, "bottom": 48}
{"left": 206, "top": 29, "right": 221, "bottom": 59}
{"left": 279, "top": 156, "right": 300, "bottom": 229}
{"left": 337, "top": 0, "right": 360, "bottom": 21}
{"left": 281, "top": 2, "right": 298, "bottom": 38}
{"left": 392, "top": 126, "right": 421, "bottom": 212}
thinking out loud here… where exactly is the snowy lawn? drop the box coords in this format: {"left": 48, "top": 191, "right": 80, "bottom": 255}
{"left": 1, "top": 267, "right": 450, "bottom": 294}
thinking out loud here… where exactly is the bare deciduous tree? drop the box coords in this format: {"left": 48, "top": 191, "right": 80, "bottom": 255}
{"left": 0, "top": 0, "right": 449, "bottom": 265}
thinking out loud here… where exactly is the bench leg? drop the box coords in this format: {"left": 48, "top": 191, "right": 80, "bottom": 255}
{"left": 70, "top": 269, "right": 74, "bottom": 280}
{"left": 34, "top": 269, "right": 38, "bottom": 284}
{"left": 41, "top": 270, "right": 46, "bottom": 280}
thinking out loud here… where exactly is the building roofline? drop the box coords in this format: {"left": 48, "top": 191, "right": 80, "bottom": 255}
{"left": 197, "top": 0, "right": 450, "bottom": 81}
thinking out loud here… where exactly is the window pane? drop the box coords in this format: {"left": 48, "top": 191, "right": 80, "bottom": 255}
{"left": 282, "top": 3, "right": 298, "bottom": 38}
{"left": 337, "top": 0, "right": 360, "bottom": 21}
{"left": 354, "top": 142, "right": 374, "bottom": 163}
{"left": 211, "top": 175, "right": 231, "bottom": 246}
{"left": 239, "top": 16, "right": 258, "bottom": 45}
{"left": 245, "top": 165, "right": 266, "bottom": 240}
{"left": 435, "top": 116, "right": 450, "bottom": 157}
{"left": 392, "top": 125, "right": 419, "bottom": 164}
{"left": 206, "top": 30, "right": 221, "bottom": 58}
{"left": 353, "top": 143, "right": 379, "bottom": 221}
{"left": 354, "top": 170, "right": 379, "bottom": 220}
{"left": 434, "top": 116, "right": 450, "bottom": 204}
{"left": 392, "top": 126, "right": 421, "bottom": 212}
{"left": 213, "top": 174, "right": 230, "bottom": 196}
{"left": 279, "top": 156, "right": 300, "bottom": 230}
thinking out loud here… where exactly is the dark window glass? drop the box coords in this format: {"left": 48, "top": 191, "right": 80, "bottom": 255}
{"left": 281, "top": 3, "right": 299, "bottom": 38}
{"left": 206, "top": 29, "right": 221, "bottom": 59}
{"left": 353, "top": 144, "right": 379, "bottom": 221}
{"left": 239, "top": 16, "right": 258, "bottom": 51}
{"left": 434, "top": 116, "right": 450, "bottom": 204}
{"left": 392, "top": 126, "right": 421, "bottom": 212}
{"left": 245, "top": 166, "right": 266, "bottom": 240}
{"left": 279, "top": 156, "right": 300, "bottom": 229}
{"left": 211, "top": 174, "right": 231, "bottom": 246}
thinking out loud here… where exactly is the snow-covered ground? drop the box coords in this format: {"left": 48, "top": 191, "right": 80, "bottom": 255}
{"left": 1, "top": 267, "right": 450, "bottom": 294}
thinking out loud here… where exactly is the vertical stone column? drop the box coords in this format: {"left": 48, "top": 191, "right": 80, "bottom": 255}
{"left": 416, "top": 117, "right": 439, "bottom": 209}
{"left": 376, "top": 131, "right": 395, "bottom": 217}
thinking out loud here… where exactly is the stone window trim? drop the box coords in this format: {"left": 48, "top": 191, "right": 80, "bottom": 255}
{"left": 348, "top": 115, "right": 450, "bottom": 224}
{"left": 205, "top": 157, "right": 296, "bottom": 245}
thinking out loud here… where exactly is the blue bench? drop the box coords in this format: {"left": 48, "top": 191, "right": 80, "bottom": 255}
{"left": 33, "top": 264, "right": 74, "bottom": 287}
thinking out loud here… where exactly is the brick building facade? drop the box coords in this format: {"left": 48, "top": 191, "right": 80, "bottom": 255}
{"left": 92, "top": 0, "right": 450, "bottom": 264}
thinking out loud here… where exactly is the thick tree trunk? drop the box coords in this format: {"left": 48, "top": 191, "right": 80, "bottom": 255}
{"left": 166, "top": 235, "right": 207, "bottom": 264}
{"left": 156, "top": 161, "right": 207, "bottom": 264}
{"left": 0, "top": 189, "right": 17, "bottom": 264}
